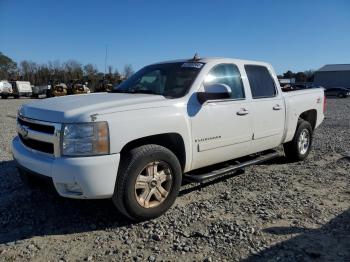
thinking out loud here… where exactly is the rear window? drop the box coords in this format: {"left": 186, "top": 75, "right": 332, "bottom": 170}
{"left": 245, "top": 65, "right": 277, "bottom": 99}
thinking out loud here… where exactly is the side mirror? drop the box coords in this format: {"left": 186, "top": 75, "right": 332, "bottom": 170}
{"left": 197, "top": 83, "right": 231, "bottom": 104}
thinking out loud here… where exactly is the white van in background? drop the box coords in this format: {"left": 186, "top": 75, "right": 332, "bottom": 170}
{"left": 0, "top": 80, "right": 13, "bottom": 98}
{"left": 10, "top": 81, "right": 32, "bottom": 98}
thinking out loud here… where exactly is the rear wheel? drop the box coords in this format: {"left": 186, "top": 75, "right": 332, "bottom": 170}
{"left": 112, "top": 144, "right": 182, "bottom": 221}
{"left": 283, "top": 120, "right": 313, "bottom": 161}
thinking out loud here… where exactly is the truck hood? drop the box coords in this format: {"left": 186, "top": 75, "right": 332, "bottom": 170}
{"left": 20, "top": 93, "right": 168, "bottom": 123}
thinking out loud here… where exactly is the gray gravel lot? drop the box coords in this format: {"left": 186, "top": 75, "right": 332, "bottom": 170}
{"left": 0, "top": 97, "right": 349, "bottom": 261}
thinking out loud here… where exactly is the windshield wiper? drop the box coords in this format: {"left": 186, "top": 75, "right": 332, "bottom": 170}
{"left": 111, "top": 89, "right": 133, "bottom": 94}
{"left": 133, "top": 89, "right": 161, "bottom": 95}
{"left": 112, "top": 89, "right": 161, "bottom": 96}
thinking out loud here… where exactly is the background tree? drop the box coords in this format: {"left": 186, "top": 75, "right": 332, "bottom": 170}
{"left": 0, "top": 52, "right": 17, "bottom": 80}
{"left": 114, "top": 68, "right": 121, "bottom": 78}
{"left": 64, "top": 60, "right": 83, "bottom": 82}
{"left": 304, "top": 70, "right": 315, "bottom": 82}
{"left": 20, "top": 60, "right": 38, "bottom": 84}
{"left": 283, "top": 70, "right": 295, "bottom": 79}
{"left": 83, "top": 64, "right": 98, "bottom": 79}
{"left": 295, "top": 72, "right": 307, "bottom": 82}
{"left": 0, "top": 52, "right": 137, "bottom": 86}
{"left": 123, "top": 64, "right": 134, "bottom": 78}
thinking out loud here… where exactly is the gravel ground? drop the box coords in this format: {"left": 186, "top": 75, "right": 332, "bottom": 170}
{"left": 0, "top": 97, "right": 349, "bottom": 262}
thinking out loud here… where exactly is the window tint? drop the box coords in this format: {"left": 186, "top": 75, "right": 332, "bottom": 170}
{"left": 245, "top": 65, "right": 277, "bottom": 98}
{"left": 113, "top": 62, "right": 203, "bottom": 98}
{"left": 204, "top": 64, "right": 245, "bottom": 99}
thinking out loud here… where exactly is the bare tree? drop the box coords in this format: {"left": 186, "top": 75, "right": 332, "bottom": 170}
{"left": 83, "top": 63, "right": 99, "bottom": 90}
{"left": 108, "top": 65, "right": 113, "bottom": 75}
{"left": 123, "top": 64, "right": 134, "bottom": 78}
{"left": 20, "top": 60, "right": 38, "bottom": 84}
{"left": 83, "top": 64, "right": 98, "bottom": 78}
{"left": 304, "top": 70, "right": 315, "bottom": 82}
{"left": 64, "top": 60, "right": 83, "bottom": 81}
{"left": 0, "top": 52, "right": 17, "bottom": 80}
{"left": 114, "top": 68, "right": 120, "bottom": 78}
{"left": 1, "top": 52, "right": 135, "bottom": 87}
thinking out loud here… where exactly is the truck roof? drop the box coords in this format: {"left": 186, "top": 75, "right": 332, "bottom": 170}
{"left": 152, "top": 57, "right": 271, "bottom": 67}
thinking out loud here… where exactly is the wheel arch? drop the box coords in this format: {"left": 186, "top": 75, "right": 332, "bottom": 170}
{"left": 299, "top": 109, "right": 317, "bottom": 130}
{"left": 120, "top": 133, "right": 186, "bottom": 172}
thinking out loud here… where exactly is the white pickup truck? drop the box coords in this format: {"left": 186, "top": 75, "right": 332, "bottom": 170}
{"left": 12, "top": 57, "right": 325, "bottom": 220}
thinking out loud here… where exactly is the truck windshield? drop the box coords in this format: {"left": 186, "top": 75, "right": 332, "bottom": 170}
{"left": 112, "top": 62, "right": 204, "bottom": 98}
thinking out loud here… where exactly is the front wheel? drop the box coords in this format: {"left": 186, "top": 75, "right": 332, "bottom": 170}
{"left": 283, "top": 120, "right": 313, "bottom": 161}
{"left": 112, "top": 144, "right": 182, "bottom": 221}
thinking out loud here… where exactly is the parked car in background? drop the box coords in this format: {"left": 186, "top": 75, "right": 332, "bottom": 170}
{"left": 291, "top": 82, "right": 315, "bottom": 90}
{"left": 71, "top": 83, "right": 90, "bottom": 94}
{"left": 49, "top": 83, "right": 68, "bottom": 97}
{"left": 95, "top": 80, "right": 113, "bottom": 92}
{"left": 0, "top": 80, "right": 13, "bottom": 98}
{"left": 324, "top": 87, "right": 350, "bottom": 98}
{"left": 67, "top": 80, "right": 90, "bottom": 95}
{"left": 32, "top": 85, "right": 49, "bottom": 98}
{"left": 10, "top": 81, "right": 32, "bottom": 98}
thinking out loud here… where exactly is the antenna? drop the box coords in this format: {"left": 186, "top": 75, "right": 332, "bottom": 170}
{"left": 189, "top": 52, "right": 200, "bottom": 61}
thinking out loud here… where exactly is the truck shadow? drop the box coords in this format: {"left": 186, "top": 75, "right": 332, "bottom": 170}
{"left": 256, "top": 155, "right": 294, "bottom": 165}
{"left": 2, "top": 157, "right": 349, "bottom": 262}
{"left": 3, "top": 153, "right": 287, "bottom": 244}
{"left": 0, "top": 159, "right": 243, "bottom": 244}
{"left": 0, "top": 160, "right": 137, "bottom": 244}
{"left": 244, "top": 208, "right": 350, "bottom": 261}
{"left": 180, "top": 169, "right": 245, "bottom": 196}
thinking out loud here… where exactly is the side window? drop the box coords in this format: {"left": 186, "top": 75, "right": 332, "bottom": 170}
{"left": 204, "top": 64, "right": 245, "bottom": 99}
{"left": 245, "top": 65, "right": 277, "bottom": 99}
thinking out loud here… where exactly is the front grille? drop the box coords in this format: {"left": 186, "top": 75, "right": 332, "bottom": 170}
{"left": 17, "top": 116, "right": 61, "bottom": 156}
{"left": 19, "top": 134, "right": 54, "bottom": 154}
{"left": 18, "top": 117, "right": 55, "bottom": 134}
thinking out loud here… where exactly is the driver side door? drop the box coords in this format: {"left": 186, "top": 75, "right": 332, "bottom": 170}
{"left": 190, "top": 63, "right": 253, "bottom": 170}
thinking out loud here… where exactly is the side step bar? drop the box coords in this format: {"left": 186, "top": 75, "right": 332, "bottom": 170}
{"left": 184, "top": 151, "right": 280, "bottom": 183}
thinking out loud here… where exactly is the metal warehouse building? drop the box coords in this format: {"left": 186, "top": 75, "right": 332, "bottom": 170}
{"left": 314, "top": 64, "right": 350, "bottom": 89}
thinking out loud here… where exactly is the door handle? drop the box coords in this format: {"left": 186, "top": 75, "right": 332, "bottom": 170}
{"left": 236, "top": 108, "right": 249, "bottom": 116}
{"left": 273, "top": 104, "right": 282, "bottom": 110}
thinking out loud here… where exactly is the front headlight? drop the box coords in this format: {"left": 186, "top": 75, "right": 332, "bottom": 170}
{"left": 61, "top": 122, "right": 109, "bottom": 156}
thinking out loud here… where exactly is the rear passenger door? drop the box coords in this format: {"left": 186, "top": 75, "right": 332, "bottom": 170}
{"left": 245, "top": 65, "right": 285, "bottom": 152}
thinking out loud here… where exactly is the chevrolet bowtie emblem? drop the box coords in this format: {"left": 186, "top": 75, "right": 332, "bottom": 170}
{"left": 18, "top": 125, "right": 29, "bottom": 138}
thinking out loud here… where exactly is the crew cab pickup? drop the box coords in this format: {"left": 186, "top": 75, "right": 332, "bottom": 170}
{"left": 12, "top": 57, "right": 325, "bottom": 220}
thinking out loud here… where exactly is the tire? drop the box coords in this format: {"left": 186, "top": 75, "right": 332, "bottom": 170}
{"left": 283, "top": 120, "right": 313, "bottom": 162}
{"left": 112, "top": 144, "right": 182, "bottom": 221}
{"left": 1, "top": 95, "right": 8, "bottom": 99}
